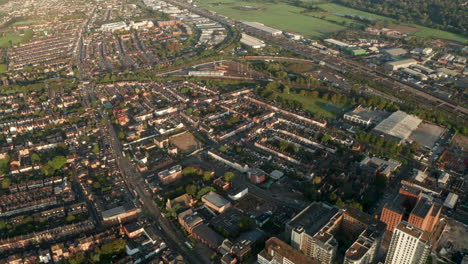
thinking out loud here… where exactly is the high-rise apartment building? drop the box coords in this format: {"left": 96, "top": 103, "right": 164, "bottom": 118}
{"left": 385, "top": 221, "right": 431, "bottom": 264}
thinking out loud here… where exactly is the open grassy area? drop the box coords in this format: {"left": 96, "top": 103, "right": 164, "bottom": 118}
{"left": 197, "top": 0, "right": 348, "bottom": 38}
{"left": 197, "top": 0, "right": 467, "bottom": 42}
{"left": 0, "top": 64, "right": 7, "bottom": 74}
{"left": 317, "top": 3, "right": 392, "bottom": 21}
{"left": 413, "top": 26, "right": 467, "bottom": 43}
{"left": 12, "top": 19, "right": 42, "bottom": 26}
{"left": 318, "top": 3, "right": 466, "bottom": 42}
{"left": 281, "top": 92, "right": 351, "bottom": 119}
{"left": 0, "top": 33, "right": 24, "bottom": 48}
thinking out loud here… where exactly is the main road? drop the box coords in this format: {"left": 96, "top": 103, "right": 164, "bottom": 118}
{"left": 86, "top": 86, "right": 207, "bottom": 264}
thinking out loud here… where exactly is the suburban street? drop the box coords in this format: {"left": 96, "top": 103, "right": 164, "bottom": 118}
{"left": 88, "top": 86, "right": 209, "bottom": 264}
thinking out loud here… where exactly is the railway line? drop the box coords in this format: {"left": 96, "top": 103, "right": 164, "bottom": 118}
{"left": 160, "top": 0, "right": 466, "bottom": 124}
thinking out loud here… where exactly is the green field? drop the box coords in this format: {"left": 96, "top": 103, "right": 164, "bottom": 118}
{"left": 319, "top": 3, "right": 467, "bottom": 42}
{"left": 197, "top": 0, "right": 349, "bottom": 38}
{"left": 281, "top": 92, "right": 351, "bottom": 118}
{"left": 0, "top": 33, "right": 24, "bottom": 48}
{"left": 413, "top": 26, "right": 467, "bottom": 43}
{"left": 197, "top": 0, "right": 467, "bottom": 42}
{"left": 12, "top": 19, "right": 41, "bottom": 26}
{"left": 317, "top": 3, "right": 392, "bottom": 21}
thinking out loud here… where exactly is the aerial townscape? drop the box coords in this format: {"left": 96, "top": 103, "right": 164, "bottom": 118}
{"left": 0, "top": 0, "right": 467, "bottom": 263}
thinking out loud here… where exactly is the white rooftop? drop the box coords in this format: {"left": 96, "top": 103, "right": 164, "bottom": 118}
{"left": 443, "top": 192, "right": 458, "bottom": 209}
{"left": 374, "top": 111, "right": 422, "bottom": 141}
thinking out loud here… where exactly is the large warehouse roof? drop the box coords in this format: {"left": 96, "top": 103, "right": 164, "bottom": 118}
{"left": 373, "top": 111, "right": 422, "bottom": 141}
{"left": 241, "top": 21, "right": 282, "bottom": 35}
{"left": 241, "top": 33, "right": 266, "bottom": 49}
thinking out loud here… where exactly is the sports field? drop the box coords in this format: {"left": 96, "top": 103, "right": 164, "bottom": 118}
{"left": 281, "top": 92, "right": 351, "bottom": 119}
{"left": 197, "top": 0, "right": 349, "bottom": 38}
{"left": 197, "top": 0, "right": 467, "bottom": 42}
{"left": 169, "top": 131, "right": 201, "bottom": 152}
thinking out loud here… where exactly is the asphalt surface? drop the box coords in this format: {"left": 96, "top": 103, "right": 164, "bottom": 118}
{"left": 86, "top": 86, "right": 207, "bottom": 264}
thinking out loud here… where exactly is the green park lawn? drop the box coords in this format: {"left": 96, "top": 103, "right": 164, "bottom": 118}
{"left": 0, "top": 33, "right": 24, "bottom": 48}
{"left": 413, "top": 26, "right": 467, "bottom": 43}
{"left": 12, "top": 19, "right": 42, "bottom": 26}
{"left": 317, "top": 3, "right": 392, "bottom": 21}
{"left": 281, "top": 92, "right": 352, "bottom": 119}
{"left": 0, "top": 64, "right": 7, "bottom": 74}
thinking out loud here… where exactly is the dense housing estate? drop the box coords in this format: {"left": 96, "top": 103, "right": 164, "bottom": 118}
{"left": 0, "top": 0, "right": 466, "bottom": 262}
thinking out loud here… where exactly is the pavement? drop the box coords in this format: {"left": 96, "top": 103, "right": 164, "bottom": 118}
{"left": 87, "top": 86, "right": 209, "bottom": 264}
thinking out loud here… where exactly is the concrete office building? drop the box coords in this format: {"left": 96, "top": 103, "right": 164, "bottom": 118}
{"left": 286, "top": 202, "right": 385, "bottom": 264}
{"left": 158, "top": 164, "right": 182, "bottom": 185}
{"left": 384, "top": 59, "right": 417, "bottom": 71}
{"left": 286, "top": 202, "right": 339, "bottom": 264}
{"left": 343, "top": 105, "right": 390, "bottom": 127}
{"left": 380, "top": 187, "right": 441, "bottom": 233}
{"left": 257, "top": 237, "right": 319, "bottom": 264}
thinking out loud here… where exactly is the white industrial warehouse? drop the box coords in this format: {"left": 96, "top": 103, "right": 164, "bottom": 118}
{"left": 241, "top": 21, "right": 282, "bottom": 36}
{"left": 373, "top": 111, "right": 422, "bottom": 143}
{"left": 240, "top": 33, "right": 266, "bottom": 49}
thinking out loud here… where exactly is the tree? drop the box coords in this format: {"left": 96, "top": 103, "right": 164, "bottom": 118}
{"left": 100, "top": 239, "right": 126, "bottom": 255}
{"left": 265, "top": 82, "right": 279, "bottom": 91}
{"left": 185, "top": 185, "right": 197, "bottom": 196}
{"left": 224, "top": 172, "right": 235, "bottom": 182}
{"left": 92, "top": 144, "right": 100, "bottom": 154}
{"left": 197, "top": 186, "right": 216, "bottom": 199}
{"left": 68, "top": 253, "right": 85, "bottom": 264}
{"left": 238, "top": 216, "right": 253, "bottom": 232}
{"left": 182, "top": 167, "right": 197, "bottom": 176}
{"left": 321, "top": 134, "right": 332, "bottom": 143}
{"left": 66, "top": 215, "right": 76, "bottom": 222}
{"left": 410, "top": 142, "right": 420, "bottom": 153}
{"left": 348, "top": 201, "right": 363, "bottom": 211}
{"left": 219, "top": 145, "right": 230, "bottom": 153}
{"left": 1, "top": 178, "right": 10, "bottom": 189}
{"left": 0, "top": 155, "right": 10, "bottom": 175}
{"left": 41, "top": 164, "right": 55, "bottom": 176}
{"left": 31, "top": 153, "right": 41, "bottom": 163}
{"left": 202, "top": 171, "right": 213, "bottom": 181}
{"left": 283, "top": 85, "right": 290, "bottom": 94}
{"left": 336, "top": 198, "right": 345, "bottom": 207}
{"left": 118, "top": 131, "right": 125, "bottom": 139}
{"left": 48, "top": 156, "right": 67, "bottom": 171}
{"left": 312, "top": 176, "right": 322, "bottom": 185}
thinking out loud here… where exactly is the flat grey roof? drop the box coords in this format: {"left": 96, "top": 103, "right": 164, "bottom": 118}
{"left": 203, "top": 191, "right": 230, "bottom": 208}
{"left": 241, "top": 21, "right": 282, "bottom": 35}
{"left": 287, "top": 202, "right": 338, "bottom": 236}
{"left": 374, "top": 111, "right": 422, "bottom": 141}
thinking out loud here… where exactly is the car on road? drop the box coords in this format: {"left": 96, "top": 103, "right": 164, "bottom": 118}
{"left": 184, "top": 241, "right": 194, "bottom": 250}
